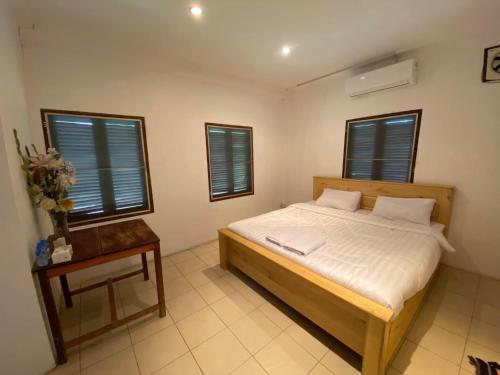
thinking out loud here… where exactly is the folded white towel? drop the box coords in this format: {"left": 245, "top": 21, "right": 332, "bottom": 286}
{"left": 265, "top": 227, "right": 296, "bottom": 247}
{"left": 284, "top": 235, "right": 326, "bottom": 256}
{"left": 266, "top": 228, "right": 325, "bottom": 256}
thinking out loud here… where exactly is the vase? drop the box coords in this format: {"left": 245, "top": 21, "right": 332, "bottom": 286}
{"left": 49, "top": 210, "right": 71, "bottom": 244}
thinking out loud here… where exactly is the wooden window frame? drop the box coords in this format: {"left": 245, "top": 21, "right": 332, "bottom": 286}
{"left": 205, "top": 122, "right": 254, "bottom": 202}
{"left": 342, "top": 109, "right": 422, "bottom": 183}
{"left": 40, "top": 109, "right": 154, "bottom": 227}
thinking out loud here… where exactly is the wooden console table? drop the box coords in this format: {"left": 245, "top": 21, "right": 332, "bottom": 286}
{"left": 32, "top": 219, "right": 166, "bottom": 365}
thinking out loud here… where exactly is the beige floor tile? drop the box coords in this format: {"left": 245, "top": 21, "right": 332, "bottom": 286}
{"left": 259, "top": 302, "right": 294, "bottom": 330}
{"left": 184, "top": 267, "right": 220, "bottom": 288}
{"left": 80, "top": 275, "right": 108, "bottom": 288}
{"left": 198, "top": 251, "right": 220, "bottom": 267}
{"left": 459, "top": 369, "right": 474, "bottom": 375}
{"left": 169, "top": 250, "right": 196, "bottom": 264}
{"left": 121, "top": 287, "right": 159, "bottom": 317}
{"left": 166, "top": 289, "right": 207, "bottom": 321}
{"left": 148, "top": 257, "right": 173, "bottom": 272}
{"left": 231, "top": 358, "right": 267, "bottom": 375}
{"left": 80, "top": 287, "right": 123, "bottom": 334}
{"left": 155, "top": 352, "right": 202, "bottom": 375}
{"left": 176, "top": 306, "right": 226, "bottom": 348}
{"left": 117, "top": 276, "right": 154, "bottom": 299}
{"left": 60, "top": 301, "right": 81, "bottom": 342}
{"left": 255, "top": 332, "right": 317, "bottom": 375}
{"left": 164, "top": 276, "right": 194, "bottom": 301}
{"left": 127, "top": 312, "right": 173, "bottom": 344}
{"left": 392, "top": 340, "right": 460, "bottom": 375}
{"left": 176, "top": 257, "right": 207, "bottom": 275}
{"left": 407, "top": 316, "right": 466, "bottom": 364}
{"left": 134, "top": 325, "right": 188, "bottom": 375}
{"left": 309, "top": 362, "right": 334, "bottom": 375}
{"left": 80, "top": 348, "right": 139, "bottom": 375}
{"left": 192, "top": 329, "right": 251, "bottom": 375}
{"left": 197, "top": 278, "right": 235, "bottom": 304}
{"left": 286, "top": 323, "right": 329, "bottom": 360}
{"left": 418, "top": 300, "right": 472, "bottom": 337}
{"left": 473, "top": 301, "right": 500, "bottom": 327}
{"left": 222, "top": 273, "right": 249, "bottom": 290}
{"left": 162, "top": 265, "right": 183, "bottom": 282}
{"left": 46, "top": 349, "right": 80, "bottom": 375}
{"left": 229, "top": 309, "right": 281, "bottom": 354}
{"left": 208, "top": 240, "right": 219, "bottom": 249}
{"left": 211, "top": 292, "right": 256, "bottom": 325}
{"left": 237, "top": 286, "right": 267, "bottom": 307}
{"left": 477, "top": 277, "right": 500, "bottom": 309}
{"left": 80, "top": 306, "right": 124, "bottom": 336}
{"left": 191, "top": 244, "right": 216, "bottom": 257}
{"left": 428, "top": 287, "right": 475, "bottom": 316}
{"left": 468, "top": 318, "right": 500, "bottom": 352}
{"left": 209, "top": 264, "right": 230, "bottom": 278}
{"left": 80, "top": 327, "right": 131, "bottom": 369}
{"left": 461, "top": 339, "right": 500, "bottom": 373}
{"left": 321, "top": 350, "right": 360, "bottom": 375}
{"left": 435, "top": 266, "right": 480, "bottom": 298}
{"left": 162, "top": 256, "right": 173, "bottom": 266}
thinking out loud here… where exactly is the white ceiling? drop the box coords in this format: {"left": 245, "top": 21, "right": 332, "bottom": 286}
{"left": 22, "top": 0, "right": 500, "bottom": 88}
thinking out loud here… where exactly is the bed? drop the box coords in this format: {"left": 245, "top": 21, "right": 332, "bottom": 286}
{"left": 218, "top": 177, "right": 454, "bottom": 375}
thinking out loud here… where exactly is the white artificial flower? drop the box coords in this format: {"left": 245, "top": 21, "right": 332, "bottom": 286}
{"left": 39, "top": 197, "right": 57, "bottom": 210}
{"left": 48, "top": 158, "right": 64, "bottom": 169}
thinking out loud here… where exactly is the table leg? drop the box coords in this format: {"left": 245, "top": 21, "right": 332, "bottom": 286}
{"left": 59, "top": 274, "right": 73, "bottom": 308}
{"left": 39, "top": 270, "right": 67, "bottom": 364}
{"left": 153, "top": 245, "right": 166, "bottom": 317}
{"left": 141, "top": 253, "right": 149, "bottom": 281}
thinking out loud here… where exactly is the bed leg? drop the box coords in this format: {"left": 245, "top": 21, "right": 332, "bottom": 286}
{"left": 218, "top": 232, "right": 229, "bottom": 270}
{"left": 361, "top": 316, "right": 386, "bottom": 375}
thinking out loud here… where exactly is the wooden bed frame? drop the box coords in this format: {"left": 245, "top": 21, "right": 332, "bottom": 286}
{"left": 218, "top": 177, "right": 454, "bottom": 375}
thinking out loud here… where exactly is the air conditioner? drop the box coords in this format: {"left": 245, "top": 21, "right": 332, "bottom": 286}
{"left": 346, "top": 59, "right": 417, "bottom": 97}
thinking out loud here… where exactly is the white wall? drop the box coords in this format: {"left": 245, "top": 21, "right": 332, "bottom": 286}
{"left": 19, "top": 8, "right": 499, "bottom": 284}
{"left": 284, "top": 34, "right": 500, "bottom": 278}
{"left": 22, "top": 30, "right": 287, "bottom": 282}
{"left": 0, "top": 0, "right": 55, "bottom": 373}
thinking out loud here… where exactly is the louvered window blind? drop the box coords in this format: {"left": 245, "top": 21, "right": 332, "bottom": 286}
{"left": 42, "top": 110, "right": 153, "bottom": 225}
{"left": 343, "top": 110, "right": 421, "bottom": 182}
{"left": 205, "top": 123, "right": 254, "bottom": 201}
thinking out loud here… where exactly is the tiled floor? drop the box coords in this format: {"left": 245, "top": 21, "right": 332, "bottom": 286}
{"left": 48, "top": 241, "right": 500, "bottom": 375}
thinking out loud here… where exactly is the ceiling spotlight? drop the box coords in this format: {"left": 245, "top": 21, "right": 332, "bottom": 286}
{"left": 190, "top": 6, "right": 202, "bottom": 16}
{"left": 281, "top": 45, "right": 291, "bottom": 56}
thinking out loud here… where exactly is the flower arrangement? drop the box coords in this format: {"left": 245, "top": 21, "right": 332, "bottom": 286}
{"left": 13, "top": 129, "right": 76, "bottom": 240}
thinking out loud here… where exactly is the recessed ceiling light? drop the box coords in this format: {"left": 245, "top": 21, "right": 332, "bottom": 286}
{"left": 190, "top": 6, "right": 202, "bottom": 16}
{"left": 281, "top": 45, "right": 291, "bottom": 56}
{"left": 360, "top": 76, "right": 366, "bottom": 80}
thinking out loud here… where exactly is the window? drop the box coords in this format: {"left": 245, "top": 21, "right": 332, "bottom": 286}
{"left": 205, "top": 123, "right": 254, "bottom": 201}
{"left": 343, "top": 110, "right": 422, "bottom": 182}
{"left": 41, "top": 109, "right": 154, "bottom": 225}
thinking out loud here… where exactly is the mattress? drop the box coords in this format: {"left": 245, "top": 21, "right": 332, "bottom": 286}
{"left": 228, "top": 202, "right": 455, "bottom": 315}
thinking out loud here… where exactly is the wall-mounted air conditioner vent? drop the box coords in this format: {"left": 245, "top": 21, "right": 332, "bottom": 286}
{"left": 346, "top": 59, "right": 417, "bottom": 97}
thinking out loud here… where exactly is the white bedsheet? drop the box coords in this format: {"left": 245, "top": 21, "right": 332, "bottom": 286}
{"left": 228, "top": 202, "right": 455, "bottom": 316}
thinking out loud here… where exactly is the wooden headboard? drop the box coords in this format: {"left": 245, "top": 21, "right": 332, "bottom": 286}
{"left": 313, "top": 177, "right": 454, "bottom": 227}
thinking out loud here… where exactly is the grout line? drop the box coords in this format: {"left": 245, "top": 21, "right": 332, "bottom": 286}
{"left": 147, "top": 325, "right": 195, "bottom": 375}
{"left": 116, "top": 285, "right": 143, "bottom": 375}
{"left": 409, "top": 310, "right": 472, "bottom": 339}
{"left": 457, "top": 276, "right": 482, "bottom": 371}
{"left": 60, "top": 258, "right": 494, "bottom": 375}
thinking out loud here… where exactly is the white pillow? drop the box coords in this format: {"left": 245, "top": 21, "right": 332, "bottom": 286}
{"left": 315, "top": 188, "right": 361, "bottom": 212}
{"left": 372, "top": 196, "right": 436, "bottom": 226}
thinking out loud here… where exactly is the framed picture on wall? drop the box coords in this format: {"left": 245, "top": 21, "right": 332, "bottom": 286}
{"left": 482, "top": 44, "right": 500, "bottom": 83}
